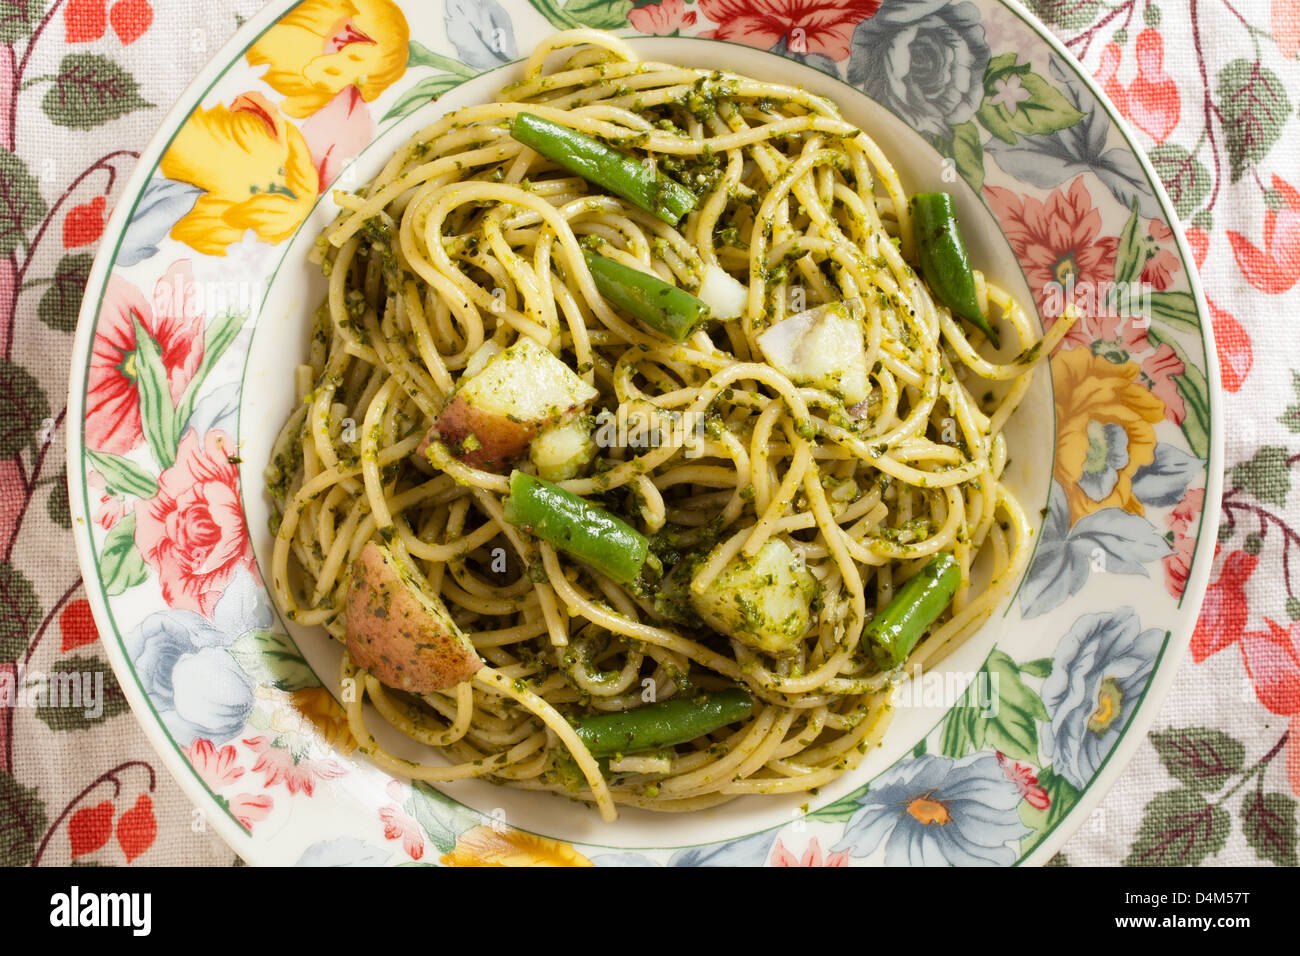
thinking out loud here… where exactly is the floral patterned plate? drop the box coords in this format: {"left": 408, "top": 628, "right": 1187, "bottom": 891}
{"left": 67, "top": 0, "right": 1221, "bottom": 866}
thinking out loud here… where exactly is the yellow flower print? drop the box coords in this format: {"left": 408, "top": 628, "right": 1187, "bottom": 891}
{"left": 1052, "top": 347, "right": 1165, "bottom": 525}
{"left": 287, "top": 687, "right": 359, "bottom": 755}
{"left": 160, "top": 92, "right": 318, "bottom": 255}
{"left": 255, "top": 685, "right": 360, "bottom": 756}
{"left": 246, "top": 0, "right": 410, "bottom": 118}
{"left": 440, "top": 825, "right": 594, "bottom": 867}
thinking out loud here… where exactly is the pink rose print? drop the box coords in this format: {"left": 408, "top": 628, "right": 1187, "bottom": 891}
{"left": 185, "top": 738, "right": 245, "bottom": 788}
{"left": 184, "top": 738, "right": 272, "bottom": 831}
{"left": 1162, "top": 487, "right": 1204, "bottom": 598}
{"left": 379, "top": 805, "right": 426, "bottom": 860}
{"left": 698, "top": 0, "right": 881, "bottom": 62}
{"left": 629, "top": 0, "right": 697, "bottom": 35}
{"left": 243, "top": 735, "right": 345, "bottom": 796}
{"left": 134, "top": 429, "right": 255, "bottom": 617}
{"left": 771, "top": 836, "right": 849, "bottom": 866}
{"left": 229, "top": 793, "right": 274, "bottom": 830}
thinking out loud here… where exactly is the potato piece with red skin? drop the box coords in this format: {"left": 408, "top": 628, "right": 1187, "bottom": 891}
{"left": 345, "top": 540, "right": 482, "bottom": 692}
{"left": 425, "top": 393, "right": 536, "bottom": 470}
{"left": 425, "top": 338, "right": 598, "bottom": 471}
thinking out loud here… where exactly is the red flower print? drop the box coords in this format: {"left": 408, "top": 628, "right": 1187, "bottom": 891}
{"left": 68, "top": 800, "right": 115, "bottom": 859}
{"left": 243, "top": 735, "right": 345, "bottom": 796}
{"left": 65, "top": 0, "right": 153, "bottom": 44}
{"left": 1140, "top": 218, "right": 1181, "bottom": 291}
{"left": 983, "top": 177, "right": 1117, "bottom": 326}
{"left": 185, "top": 738, "right": 246, "bottom": 788}
{"left": 996, "top": 751, "right": 1050, "bottom": 810}
{"left": 629, "top": 0, "right": 697, "bottom": 35}
{"left": 1273, "top": 0, "right": 1299, "bottom": 60}
{"left": 1208, "top": 296, "right": 1252, "bottom": 393}
{"left": 109, "top": 0, "right": 153, "bottom": 45}
{"left": 379, "top": 805, "right": 426, "bottom": 860}
{"left": 770, "top": 836, "right": 849, "bottom": 866}
{"left": 65, "top": 0, "right": 107, "bottom": 42}
{"left": 63, "top": 195, "right": 107, "bottom": 248}
{"left": 1185, "top": 226, "right": 1209, "bottom": 271}
{"left": 698, "top": 0, "right": 881, "bottom": 62}
{"left": 1095, "top": 43, "right": 1127, "bottom": 117}
{"left": 59, "top": 598, "right": 99, "bottom": 652}
{"left": 1191, "top": 550, "right": 1257, "bottom": 663}
{"left": 1162, "top": 487, "right": 1203, "bottom": 598}
{"left": 1126, "top": 30, "right": 1179, "bottom": 144}
{"left": 1288, "top": 715, "right": 1300, "bottom": 798}
{"left": 1095, "top": 32, "right": 1178, "bottom": 143}
{"left": 1239, "top": 618, "right": 1300, "bottom": 716}
{"left": 1227, "top": 174, "right": 1300, "bottom": 294}
{"left": 116, "top": 794, "right": 157, "bottom": 863}
{"left": 85, "top": 263, "right": 204, "bottom": 456}
{"left": 134, "top": 430, "right": 255, "bottom": 616}
{"left": 230, "top": 792, "right": 273, "bottom": 830}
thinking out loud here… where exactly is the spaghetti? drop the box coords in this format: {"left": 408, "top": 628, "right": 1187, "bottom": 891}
{"left": 266, "top": 28, "right": 1073, "bottom": 822}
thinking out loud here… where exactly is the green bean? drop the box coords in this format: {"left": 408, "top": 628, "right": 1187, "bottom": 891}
{"left": 909, "top": 192, "right": 1000, "bottom": 346}
{"left": 503, "top": 470, "right": 648, "bottom": 585}
{"left": 510, "top": 112, "right": 696, "bottom": 224}
{"left": 583, "top": 251, "right": 711, "bottom": 341}
{"left": 573, "top": 688, "right": 754, "bottom": 757}
{"left": 866, "top": 552, "right": 962, "bottom": 668}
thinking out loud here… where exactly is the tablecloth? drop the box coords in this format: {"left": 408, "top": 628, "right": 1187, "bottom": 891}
{"left": 1, "top": 0, "right": 1296, "bottom": 867}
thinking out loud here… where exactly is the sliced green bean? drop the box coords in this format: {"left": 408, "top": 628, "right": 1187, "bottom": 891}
{"left": 510, "top": 112, "right": 696, "bottom": 224}
{"left": 573, "top": 688, "right": 754, "bottom": 757}
{"left": 583, "top": 251, "right": 711, "bottom": 342}
{"left": 910, "top": 192, "right": 1000, "bottom": 346}
{"left": 866, "top": 552, "right": 962, "bottom": 668}
{"left": 503, "top": 470, "right": 648, "bottom": 585}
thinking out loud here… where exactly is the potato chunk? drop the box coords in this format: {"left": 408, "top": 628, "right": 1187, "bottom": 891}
{"left": 757, "top": 300, "right": 869, "bottom": 404}
{"left": 429, "top": 338, "right": 598, "bottom": 470}
{"left": 345, "top": 541, "right": 482, "bottom": 692}
{"left": 530, "top": 418, "right": 595, "bottom": 482}
{"left": 690, "top": 538, "right": 819, "bottom": 654}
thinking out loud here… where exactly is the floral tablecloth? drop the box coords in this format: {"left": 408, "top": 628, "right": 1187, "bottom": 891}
{"left": 1, "top": 0, "right": 1296, "bottom": 867}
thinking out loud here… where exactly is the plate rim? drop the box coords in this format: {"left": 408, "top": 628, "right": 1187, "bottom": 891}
{"left": 64, "top": 0, "right": 1224, "bottom": 866}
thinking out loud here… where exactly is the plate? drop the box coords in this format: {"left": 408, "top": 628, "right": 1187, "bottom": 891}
{"left": 67, "top": 0, "right": 1221, "bottom": 867}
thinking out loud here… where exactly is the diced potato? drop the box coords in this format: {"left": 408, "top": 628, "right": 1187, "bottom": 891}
{"left": 697, "top": 264, "right": 748, "bottom": 320}
{"left": 345, "top": 540, "right": 482, "bottom": 692}
{"left": 757, "top": 300, "right": 869, "bottom": 404}
{"left": 690, "top": 539, "right": 819, "bottom": 654}
{"left": 429, "top": 337, "right": 598, "bottom": 470}
{"left": 530, "top": 417, "right": 595, "bottom": 482}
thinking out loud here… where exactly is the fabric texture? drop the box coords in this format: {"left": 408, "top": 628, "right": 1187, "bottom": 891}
{"left": 0, "top": 0, "right": 1295, "bottom": 866}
